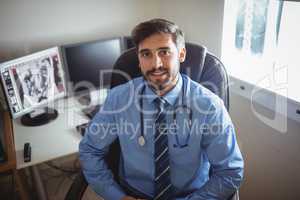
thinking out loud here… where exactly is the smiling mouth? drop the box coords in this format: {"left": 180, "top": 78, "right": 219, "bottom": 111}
{"left": 150, "top": 71, "right": 167, "bottom": 76}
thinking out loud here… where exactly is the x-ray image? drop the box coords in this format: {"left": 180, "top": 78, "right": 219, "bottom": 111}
{"left": 0, "top": 47, "right": 66, "bottom": 117}
{"left": 235, "top": 0, "right": 270, "bottom": 54}
{"left": 13, "top": 56, "right": 60, "bottom": 108}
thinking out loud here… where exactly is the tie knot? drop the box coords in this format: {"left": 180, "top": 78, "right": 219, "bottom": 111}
{"left": 155, "top": 97, "right": 167, "bottom": 110}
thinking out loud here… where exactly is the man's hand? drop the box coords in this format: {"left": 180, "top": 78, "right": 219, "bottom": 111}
{"left": 121, "top": 196, "right": 147, "bottom": 200}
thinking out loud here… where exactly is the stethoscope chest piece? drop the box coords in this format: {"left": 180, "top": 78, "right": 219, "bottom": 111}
{"left": 138, "top": 78, "right": 192, "bottom": 148}
{"left": 138, "top": 135, "right": 146, "bottom": 146}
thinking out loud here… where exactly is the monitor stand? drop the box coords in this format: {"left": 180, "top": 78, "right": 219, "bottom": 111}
{"left": 21, "top": 107, "right": 58, "bottom": 126}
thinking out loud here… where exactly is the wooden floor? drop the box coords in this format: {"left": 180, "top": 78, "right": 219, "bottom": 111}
{"left": 0, "top": 154, "right": 103, "bottom": 200}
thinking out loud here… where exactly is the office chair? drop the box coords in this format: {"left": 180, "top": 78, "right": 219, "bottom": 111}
{"left": 65, "top": 43, "right": 238, "bottom": 200}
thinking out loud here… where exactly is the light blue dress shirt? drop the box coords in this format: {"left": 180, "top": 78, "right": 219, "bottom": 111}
{"left": 79, "top": 74, "right": 244, "bottom": 200}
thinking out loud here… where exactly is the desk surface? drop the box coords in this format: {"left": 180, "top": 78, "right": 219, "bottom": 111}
{"left": 13, "top": 96, "right": 94, "bottom": 169}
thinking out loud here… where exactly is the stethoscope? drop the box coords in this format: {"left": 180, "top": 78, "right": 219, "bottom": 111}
{"left": 138, "top": 78, "right": 193, "bottom": 148}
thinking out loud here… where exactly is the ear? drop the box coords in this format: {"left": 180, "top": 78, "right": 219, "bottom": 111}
{"left": 178, "top": 47, "right": 186, "bottom": 63}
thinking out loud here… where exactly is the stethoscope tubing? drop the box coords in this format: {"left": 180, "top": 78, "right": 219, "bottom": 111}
{"left": 138, "top": 78, "right": 192, "bottom": 148}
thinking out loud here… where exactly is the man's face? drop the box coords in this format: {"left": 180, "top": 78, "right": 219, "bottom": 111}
{"left": 138, "top": 33, "right": 186, "bottom": 91}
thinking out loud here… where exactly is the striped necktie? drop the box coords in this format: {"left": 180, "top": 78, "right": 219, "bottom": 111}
{"left": 154, "top": 97, "right": 173, "bottom": 200}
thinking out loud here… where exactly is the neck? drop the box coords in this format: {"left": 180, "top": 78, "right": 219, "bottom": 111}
{"left": 155, "top": 75, "right": 179, "bottom": 96}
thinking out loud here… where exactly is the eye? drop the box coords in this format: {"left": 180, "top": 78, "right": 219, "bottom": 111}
{"left": 159, "top": 49, "right": 171, "bottom": 57}
{"left": 140, "top": 51, "right": 151, "bottom": 58}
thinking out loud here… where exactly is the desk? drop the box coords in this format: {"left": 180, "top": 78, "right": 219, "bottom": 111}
{"left": 13, "top": 97, "right": 88, "bottom": 169}
{"left": 12, "top": 92, "right": 106, "bottom": 199}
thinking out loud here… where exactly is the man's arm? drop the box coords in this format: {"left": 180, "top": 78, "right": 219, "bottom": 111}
{"left": 79, "top": 91, "right": 126, "bottom": 200}
{"left": 186, "top": 102, "right": 244, "bottom": 200}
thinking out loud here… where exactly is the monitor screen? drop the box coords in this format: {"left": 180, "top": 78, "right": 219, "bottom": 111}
{"left": 0, "top": 47, "right": 66, "bottom": 119}
{"left": 63, "top": 37, "right": 124, "bottom": 94}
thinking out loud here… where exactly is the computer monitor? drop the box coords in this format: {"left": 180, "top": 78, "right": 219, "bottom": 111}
{"left": 0, "top": 47, "right": 66, "bottom": 126}
{"left": 124, "top": 36, "right": 135, "bottom": 49}
{"left": 62, "top": 37, "right": 125, "bottom": 95}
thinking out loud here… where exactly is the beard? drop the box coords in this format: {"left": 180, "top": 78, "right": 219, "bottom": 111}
{"left": 142, "top": 65, "right": 179, "bottom": 92}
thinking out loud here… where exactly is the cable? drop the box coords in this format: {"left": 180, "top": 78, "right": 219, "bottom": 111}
{"left": 45, "top": 162, "right": 78, "bottom": 174}
{"left": 40, "top": 157, "right": 82, "bottom": 197}
{"left": 41, "top": 164, "right": 76, "bottom": 183}
{"left": 54, "top": 175, "right": 69, "bottom": 195}
{"left": 73, "top": 157, "right": 81, "bottom": 170}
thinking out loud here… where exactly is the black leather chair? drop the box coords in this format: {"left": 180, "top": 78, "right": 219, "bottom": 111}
{"left": 65, "top": 43, "right": 238, "bottom": 200}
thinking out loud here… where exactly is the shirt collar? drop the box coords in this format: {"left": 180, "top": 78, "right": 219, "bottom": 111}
{"left": 144, "top": 74, "right": 183, "bottom": 106}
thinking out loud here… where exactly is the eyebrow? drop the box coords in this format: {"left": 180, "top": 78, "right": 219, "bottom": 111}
{"left": 138, "top": 47, "right": 171, "bottom": 54}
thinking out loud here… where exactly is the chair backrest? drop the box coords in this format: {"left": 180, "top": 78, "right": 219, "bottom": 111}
{"left": 107, "top": 42, "right": 230, "bottom": 181}
{"left": 111, "top": 42, "right": 229, "bottom": 110}
{"left": 65, "top": 42, "right": 237, "bottom": 200}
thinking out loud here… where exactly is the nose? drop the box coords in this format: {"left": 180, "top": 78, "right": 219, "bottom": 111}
{"left": 152, "top": 53, "right": 163, "bottom": 69}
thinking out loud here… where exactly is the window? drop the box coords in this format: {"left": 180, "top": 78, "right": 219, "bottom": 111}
{"left": 222, "top": 0, "right": 300, "bottom": 126}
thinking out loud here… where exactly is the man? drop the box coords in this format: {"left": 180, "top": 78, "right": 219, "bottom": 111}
{"left": 79, "top": 18, "right": 244, "bottom": 200}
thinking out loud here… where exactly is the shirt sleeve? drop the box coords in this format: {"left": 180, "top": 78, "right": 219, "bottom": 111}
{"left": 79, "top": 90, "right": 126, "bottom": 200}
{"left": 187, "top": 100, "right": 244, "bottom": 200}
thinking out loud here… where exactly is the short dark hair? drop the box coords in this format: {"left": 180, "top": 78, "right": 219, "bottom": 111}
{"left": 131, "top": 18, "right": 185, "bottom": 49}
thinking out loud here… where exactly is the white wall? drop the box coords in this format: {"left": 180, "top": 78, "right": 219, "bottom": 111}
{"left": 231, "top": 92, "right": 300, "bottom": 199}
{"left": 0, "top": 0, "right": 159, "bottom": 61}
{"left": 0, "top": 0, "right": 224, "bottom": 61}
{"left": 0, "top": 0, "right": 299, "bottom": 199}
{"left": 156, "top": 0, "right": 225, "bottom": 57}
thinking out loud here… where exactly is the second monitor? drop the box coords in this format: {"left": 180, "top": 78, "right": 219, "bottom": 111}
{"left": 62, "top": 37, "right": 133, "bottom": 95}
